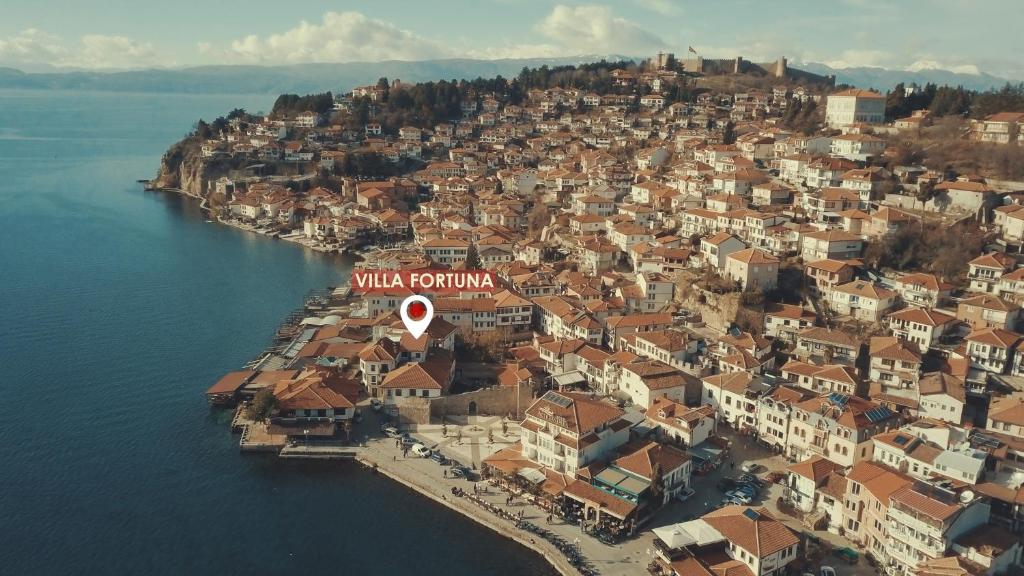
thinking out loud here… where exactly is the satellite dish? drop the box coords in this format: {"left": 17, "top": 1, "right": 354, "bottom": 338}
{"left": 959, "top": 490, "right": 974, "bottom": 504}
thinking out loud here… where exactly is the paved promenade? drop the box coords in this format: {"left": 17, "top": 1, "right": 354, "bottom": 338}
{"left": 347, "top": 410, "right": 877, "bottom": 576}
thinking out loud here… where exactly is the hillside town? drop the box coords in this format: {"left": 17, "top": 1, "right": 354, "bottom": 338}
{"left": 196, "top": 55, "right": 1024, "bottom": 576}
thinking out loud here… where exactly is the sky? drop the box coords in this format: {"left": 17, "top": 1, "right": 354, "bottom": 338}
{"left": 1, "top": 1, "right": 1021, "bottom": 80}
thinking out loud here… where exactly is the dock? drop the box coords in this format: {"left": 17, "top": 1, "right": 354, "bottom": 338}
{"left": 279, "top": 445, "right": 358, "bottom": 459}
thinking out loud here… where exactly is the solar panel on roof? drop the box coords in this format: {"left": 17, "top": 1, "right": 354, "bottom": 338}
{"left": 865, "top": 407, "right": 894, "bottom": 423}
{"left": 893, "top": 434, "right": 909, "bottom": 445}
{"left": 543, "top": 391, "right": 573, "bottom": 408}
{"left": 742, "top": 508, "right": 760, "bottom": 521}
{"left": 828, "top": 392, "right": 849, "bottom": 406}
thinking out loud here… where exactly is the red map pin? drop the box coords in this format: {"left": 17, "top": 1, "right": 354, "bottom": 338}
{"left": 400, "top": 295, "right": 434, "bottom": 338}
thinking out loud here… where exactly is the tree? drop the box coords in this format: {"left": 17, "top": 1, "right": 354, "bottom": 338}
{"left": 464, "top": 241, "right": 481, "bottom": 270}
{"left": 915, "top": 180, "right": 936, "bottom": 203}
{"left": 248, "top": 389, "right": 276, "bottom": 421}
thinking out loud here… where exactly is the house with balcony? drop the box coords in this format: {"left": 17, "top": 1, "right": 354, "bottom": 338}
{"left": 701, "top": 372, "right": 771, "bottom": 432}
{"left": 965, "top": 327, "right": 1020, "bottom": 374}
{"left": 967, "top": 252, "right": 1015, "bottom": 295}
{"left": 884, "top": 483, "right": 990, "bottom": 576}
{"left": 786, "top": 392, "right": 899, "bottom": 467}
{"left": 957, "top": 293, "right": 1021, "bottom": 331}
{"left": 609, "top": 441, "right": 692, "bottom": 505}
{"left": 784, "top": 455, "right": 842, "bottom": 513}
{"left": 618, "top": 359, "right": 689, "bottom": 409}
{"left": 970, "top": 111, "right": 1024, "bottom": 144}
{"left": 892, "top": 273, "right": 953, "bottom": 308}
{"left": 755, "top": 385, "right": 818, "bottom": 452}
{"left": 358, "top": 338, "right": 399, "bottom": 395}
{"left": 646, "top": 398, "right": 716, "bottom": 448}
{"left": 805, "top": 258, "right": 858, "bottom": 297}
{"left": 652, "top": 506, "right": 800, "bottom": 576}
{"left": 801, "top": 229, "right": 863, "bottom": 262}
{"left": 872, "top": 429, "right": 986, "bottom": 486}
{"left": 829, "top": 280, "right": 898, "bottom": 322}
{"left": 869, "top": 337, "right": 923, "bottom": 394}
{"left": 887, "top": 307, "right": 958, "bottom": 349}
{"left": 781, "top": 360, "right": 862, "bottom": 396}
{"left": 987, "top": 395, "right": 1024, "bottom": 440}
{"left": 840, "top": 462, "right": 915, "bottom": 561}
{"left": 763, "top": 303, "right": 817, "bottom": 344}
{"left": 519, "top": 391, "right": 631, "bottom": 476}
{"left": 795, "top": 327, "right": 863, "bottom": 366}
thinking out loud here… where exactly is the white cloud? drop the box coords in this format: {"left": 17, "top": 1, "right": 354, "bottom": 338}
{"left": 0, "top": 29, "right": 66, "bottom": 67}
{"left": 634, "top": 0, "right": 682, "bottom": 15}
{"left": 62, "top": 35, "right": 159, "bottom": 69}
{"left": 217, "top": 11, "right": 447, "bottom": 64}
{"left": 204, "top": 7, "right": 663, "bottom": 64}
{"left": 536, "top": 5, "right": 667, "bottom": 55}
{"left": 0, "top": 28, "right": 160, "bottom": 69}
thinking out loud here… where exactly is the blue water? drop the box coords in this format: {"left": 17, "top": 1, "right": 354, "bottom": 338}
{"left": 0, "top": 90, "right": 552, "bottom": 576}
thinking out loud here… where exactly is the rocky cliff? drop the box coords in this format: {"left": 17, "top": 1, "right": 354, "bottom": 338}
{"left": 152, "top": 137, "right": 210, "bottom": 198}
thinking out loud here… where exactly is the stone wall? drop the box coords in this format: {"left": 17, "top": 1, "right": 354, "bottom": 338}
{"left": 429, "top": 384, "right": 536, "bottom": 422}
{"left": 394, "top": 397, "right": 432, "bottom": 427}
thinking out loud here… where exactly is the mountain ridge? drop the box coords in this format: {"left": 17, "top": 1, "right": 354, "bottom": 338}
{"left": 0, "top": 57, "right": 1016, "bottom": 95}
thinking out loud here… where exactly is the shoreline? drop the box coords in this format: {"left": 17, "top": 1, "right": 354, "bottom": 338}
{"left": 354, "top": 453, "right": 577, "bottom": 576}
{"left": 145, "top": 184, "right": 365, "bottom": 257}
{"left": 163, "top": 175, "right": 578, "bottom": 574}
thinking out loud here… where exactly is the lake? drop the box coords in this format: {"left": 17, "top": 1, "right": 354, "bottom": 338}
{"left": 0, "top": 89, "right": 553, "bottom": 576}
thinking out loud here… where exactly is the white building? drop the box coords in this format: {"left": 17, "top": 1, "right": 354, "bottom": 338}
{"left": 519, "top": 391, "right": 631, "bottom": 476}
{"left": 825, "top": 89, "right": 885, "bottom": 127}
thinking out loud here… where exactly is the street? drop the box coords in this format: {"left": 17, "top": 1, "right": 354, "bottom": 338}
{"left": 352, "top": 405, "right": 880, "bottom": 576}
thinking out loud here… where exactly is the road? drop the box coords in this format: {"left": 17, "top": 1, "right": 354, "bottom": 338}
{"left": 352, "top": 406, "right": 880, "bottom": 576}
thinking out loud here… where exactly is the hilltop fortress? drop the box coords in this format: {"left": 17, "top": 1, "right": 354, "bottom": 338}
{"left": 655, "top": 51, "right": 835, "bottom": 85}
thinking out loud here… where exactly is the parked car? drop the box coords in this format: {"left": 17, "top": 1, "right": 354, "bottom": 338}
{"left": 741, "top": 463, "right": 763, "bottom": 474}
{"left": 400, "top": 435, "right": 417, "bottom": 446}
{"left": 353, "top": 409, "right": 363, "bottom": 423}
{"left": 411, "top": 443, "right": 432, "bottom": 457}
{"left": 429, "top": 451, "right": 448, "bottom": 465}
{"left": 383, "top": 426, "right": 401, "bottom": 438}
{"left": 738, "top": 474, "right": 763, "bottom": 486}
{"left": 726, "top": 491, "right": 753, "bottom": 504}
{"left": 370, "top": 399, "right": 382, "bottom": 412}
{"left": 449, "top": 465, "right": 476, "bottom": 480}
{"left": 820, "top": 567, "right": 837, "bottom": 576}
{"left": 834, "top": 548, "right": 859, "bottom": 564}
{"left": 733, "top": 485, "right": 757, "bottom": 497}
{"left": 676, "top": 488, "right": 696, "bottom": 502}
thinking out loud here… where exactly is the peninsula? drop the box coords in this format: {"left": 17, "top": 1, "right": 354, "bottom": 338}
{"left": 174, "top": 55, "right": 1024, "bottom": 576}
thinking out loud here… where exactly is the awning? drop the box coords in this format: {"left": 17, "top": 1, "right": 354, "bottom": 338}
{"left": 552, "top": 371, "right": 587, "bottom": 388}
{"left": 689, "top": 442, "right": 724, "bottom": 463}
{"left": 517, "top": 468, "right": 547, "bottom": 484}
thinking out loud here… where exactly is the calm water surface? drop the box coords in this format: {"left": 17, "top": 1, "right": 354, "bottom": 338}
{"left": 0, "top": 90, "right": 553, "bottom": 576}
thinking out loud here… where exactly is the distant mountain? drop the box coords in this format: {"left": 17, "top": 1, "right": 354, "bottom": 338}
{"left": 0, "top": 57, "right": 632, "bottom": 95}
{"left": 798, "top": 62, "right": 1018, "bottom": 92}
{"left": 1, "top": 57, "right": 1016, "bottom": 95}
